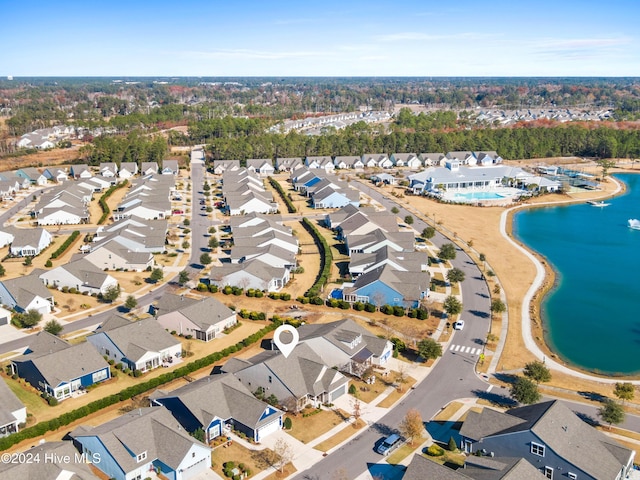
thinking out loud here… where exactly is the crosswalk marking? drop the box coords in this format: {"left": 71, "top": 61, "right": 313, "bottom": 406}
{"left": 449, "top": 345, "right": 481, "bottom": 355}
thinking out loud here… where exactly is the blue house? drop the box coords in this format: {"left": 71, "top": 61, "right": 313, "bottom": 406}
{"left": 71, "top": 407, "right": 211, "bottom": 480}
{"left": 152, "top": 373, "right": 284, "bottom": 443}
{"left": 11, "top": 331, "right": 110, "bottom": 401}
{"left": 342, "top": 264, "right": 430, "bottom": 308}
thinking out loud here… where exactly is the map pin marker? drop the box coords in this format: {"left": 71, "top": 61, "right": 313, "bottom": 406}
{"left": 273, "top": 325, "right": 299, "bottom": 358}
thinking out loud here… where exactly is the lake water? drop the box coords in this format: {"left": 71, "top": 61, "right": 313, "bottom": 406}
{"left": 513, "top": 173, "right": 640, "bottom": 375}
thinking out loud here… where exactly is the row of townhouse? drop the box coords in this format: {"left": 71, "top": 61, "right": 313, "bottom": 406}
{"left": 211, "top": 151, "right": 503, "bottom": 176}
{"left": 326, "top": 204, "right": 431, "bottom": 308}
{"left": 32, "top": 181, "right": 95, "bottom": 225}
{"left": 222, "top": 168, "right": 279, "bottom": 216}
{"left": 211, "top": 212, "right": 298, "bottom": 292}
{"left": 403, "top": 400, "right": 634, "bottom": 480}
{"left": 291, "top": 167, "right": 360, "bottom": 209}
{"left": 112, "top": 173, "right": 174, "bottom": 221}
{"left": 16, "top": 125, "right": 76, "bottom": 150}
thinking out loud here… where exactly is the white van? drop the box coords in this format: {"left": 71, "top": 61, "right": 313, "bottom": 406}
{"left": 376, "top": 434, "right": 403, "bottom": 455}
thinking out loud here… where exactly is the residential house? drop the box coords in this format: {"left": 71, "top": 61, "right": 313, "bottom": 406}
{"left": 151, "top": 373, "right": 284, "bottom": 442}
{"left": 0, "top": 171, "right": 31, "bottom": 190}
{"left": 370, "top": 173, "right": 396, "bottom": 185}
{"left": 210, "top": 258, "right": 290, "bottom": 292}
{"left": 295, "top": 319, "right": 393, "bottom": 375}
{"left": 34, "top": 183, "right": 91, "bottom": 225}
{"left": 228, "top": 243, "right": 297, "bottom": 269}
{"left": 69, "top": 164, "right": 92, "bottom": 179}
{"left": 39, "top": 258, "right": 119, "bottom": 295}
{"left": 349, "top": 247, "right": 429, "bottom": 277}
{"left": 419, "top": 152, "right": 445, "bottom": 167}
{"left": 362, "top": 153, "right": 391, "bottom": 168}
{"left": 0, "top": 179, "right": 18, "bottom": 199}
{"left": 0, "top": 276, "right": 54, "bottom": 314}
{"left": 9, "top": 228, "right": 52, "bottom": 257}
{"left": 71, "top": 407, "right": 211, "bottom": 480}
{"left": 389, "top": 153, "right": 418, "bottom": 168}
{"left": 155, "top": 294, "right": 237, "bottom": 342}
{"left": 11, "top": 331, "right": 110, "bottom": 400}
{"left": 118, "top": 162, "right": 138, "bottom": 178}
{"left": 226, "top": 191, "right": 279, "bottom": 215}
{"left": 42, "top": 167, "right": 68, "bottom": 183}
{"left": 90, "top": 217, "right": 169, "bottom": 253}
{"left": 0, "top": 306, "right": 11, "bottom": 326}
{"left": 84, "top": 240, "right": 154, "bottom": 271}
{"left": 342, "top": 264, "right": 430, "bottom": 308}
{"left": 161, "top": 159, "right": 179, "bottom": 175}
{"left": 16, "top": 132, "right": 55, "bottom": 150}
{"left": 88, "top": 315, "right": 182, "bottom": 372}
{"left": 334, "top": 155, "right": 364, "bottom": 169}
{"left": 0, "top": 377, "right": 26, "bottom": 437}
{"left": 16, "top": 167, "right": 47, "bottom": 186}
{"left": 345, "top": 229, "right": 415, "bottom": 256}
{"left": 212, "top": 159, "right": 241, "bottom": 175}
{"left": 99, "top": 162, "right": 118, "bottom": 177}
{"left": 402, "top": 454, "right": 546, "bottom": 480}
{"left": 228, "top": 211, "right": 284, "bottom": 230}
{"left": 0, "top": 442, "right": 96, "bottom": 479}
{"left": 312, "top": 182, "right": 360, "bottom": 209}
{"left": 305, "top": 156, "right": 335, "bottom": 172}
{"left": 446, "top": 151, "right": 478, "bottom": 165}
{"left": 246, "top": 158, "right": 275, "bottom": 177}
{"left": 333, "top": 209, "right": 398, "bottom": 240}
{"left": 459, "top": 400, "right": 636, "bottom": 480}
{"left": 140, "top": 162, "right": 159, "bottom": 175}
{"left": 477, "top": 151, "right": 503, "bottom": 165}
{"left": 224, "top": 343, "right": 350, "bottom": 410}
{"left": 0, "top": 228, "right": 14, "bottom": 248}
{"left": 275, "top": 157, "right": 303, "bottom": 172}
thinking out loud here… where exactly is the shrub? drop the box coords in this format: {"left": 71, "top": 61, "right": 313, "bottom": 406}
{"left": 393, "top": 306, "right": 405, "bottom": 317}
{"left": 208, "top": 285, "right": 218, "bottom": 293}
{"left": 133, "top": 370, "right": 142, "bottom": 377}
{"left": 283, "top": 417, "right": 293, "bottom": 430}
{"left": 197, "top": 282, "right": 208, "bottom": 291}
{"left": 310, "top": 296, "right": 323, "bottom": 305}
{"left": 353, "top": 301, "right": 365, "bottom": 311}
{"left": 268, "top": 177, "right": 296, "bottom": 213}
{"left": 364, "top": 303, "right": 376, "bottom": 313}
{"left": 223, "top": 286, "right": 233, "bottom": 295}
{"left": 47, "top": 396, "right": 58, "bottom": 407}
{"left": 348, "top": 384, "right": 357, "bottom": 395}
{"left": 44, "top": 260, "right": 52, "bottom": 268}
{"left": 301, "top": 218, "right": 332, "bottom": 297}
{"left": 426, "top": 444, "right": 445, "bottom": 456}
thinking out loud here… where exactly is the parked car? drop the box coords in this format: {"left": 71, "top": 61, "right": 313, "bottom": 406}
{"left": 376, "top": 434, "right": 403, "bottom": 455}
{"left": 453, "top": 320, "right": 465, "bottom": 330}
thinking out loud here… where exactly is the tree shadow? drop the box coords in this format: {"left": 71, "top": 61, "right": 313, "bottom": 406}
{"left": 471, "top": 389, "right": 518, "bottom": 408}
{"left": 336, "top": 261, "right": 350, "bottom": 277}
{"left": 476, "top": 292, "right": 489, "bottom": 298}
{"left": 472, "top": 338, "right": 485, "bottom": 346}
{"left": 468, "top": 310, "right": 490, "bottom": 319}
{"left": 189, "top": 263, "right": 205, "bottom": 270}
{"left": 575, "top": 411, "right": 600, "bottom": 427}
{"left": 493, "top": 372, "right": 518, "bottom": 384}
{"left": 370, "top": 422, "right": 398, "bottom": 437}
{"left": 367, "top": 463, "right": 405, "bottom": 480}
{"left": 578, "top": 391, "right": 608, "bottom": 403}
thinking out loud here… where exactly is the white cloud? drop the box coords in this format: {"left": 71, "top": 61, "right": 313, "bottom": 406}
{"left": 376, "top": 32, "right": 494, "bottom": 42}
{"left": 180, "top": 48, "right": 330, "bottom": 61}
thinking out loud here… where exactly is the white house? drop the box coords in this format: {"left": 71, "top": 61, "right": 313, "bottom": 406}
{"left": 88, "top": 316, "right": 181, "bottom": 372}
{"left": 0, "top": 276, "right": 54, "bottom": 314}
{"left": 39, "top": 258, "right": 119, "bottom": 295}
{"left": 0, "top": 378, "right": 26, "bottom": 437}
{"left": 84, "top": 241, "right": 154, "bottom": 271}
{"left": 10, "top": 228, "right": 52, "bottom": 256}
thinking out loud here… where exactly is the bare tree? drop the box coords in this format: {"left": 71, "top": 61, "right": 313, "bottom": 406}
{"left": 351, "top": 394, "right": 363, "bottom": 423}
{"left": 274, "top": 438, "right": 294, "bottom": 473}
{"left": 399, "top": 409, "right": 424, "bottom": 446}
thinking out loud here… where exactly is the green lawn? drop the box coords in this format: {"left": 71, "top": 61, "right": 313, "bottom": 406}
{"left": 386, "top": 444, "right": 418, "bottom": 465}
{"left": 3, "top": 375, "right": 48, "bottom": 418}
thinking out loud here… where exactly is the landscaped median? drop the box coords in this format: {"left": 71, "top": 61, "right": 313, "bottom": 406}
{"left": 300, "top": 218, "right": 332, "bottom": 298}
{"left": 97, "top": 180, "right": 128, "bottom": 224}
{"left": 0, "top": 321, "right": 281, "bottom": 451}
{"left": 268, "top": 176, "right": 296, "bottom": 213}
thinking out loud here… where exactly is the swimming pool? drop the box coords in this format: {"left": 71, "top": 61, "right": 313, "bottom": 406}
{"left": 453, "top": 191, "right": 505, "bottom": 200}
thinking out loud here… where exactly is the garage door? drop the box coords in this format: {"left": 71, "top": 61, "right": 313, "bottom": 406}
{"left": 257, "top": 418, "right": 281, "bottom": 441}
{"left": 179, "top": 456, "right": 209, "bottom": 480}
{"left": 330, "top": 384, "right": 347, "bottom": 402}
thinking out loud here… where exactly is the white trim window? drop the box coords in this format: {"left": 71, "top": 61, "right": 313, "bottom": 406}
{"left": 568, "top": 473, "right": 577, "bottom": 480}
{"left": 543, "top": 466, "right": 553, "bottom": 479}
{"left": 136, "top": 451, "right": 147, "bottom": 462}
{"left": 531, "top": 442, "right": 545, "bottom": 457}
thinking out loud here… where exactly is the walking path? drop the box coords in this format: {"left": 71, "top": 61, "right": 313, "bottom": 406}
{"left": 497, "top": 176, "right": 638, "bottom": 384}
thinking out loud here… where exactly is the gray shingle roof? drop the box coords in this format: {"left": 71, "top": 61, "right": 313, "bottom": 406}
{"left": 13, "top": 332, "right": 109, "bottom": 388}
{"left": 0, "top": 441, "right": 95, "bottom": 479}
{"left": 156, "top": 373, "right": 282, "bottom": 431}
{"left": 90, "top": 317, "right": 180, "bottom": 363}
{"left": 460, "top": 401, "right": 634, "bottom": 480}
{"left": 404, "top": 454, "right": 471, "bottom": 480}
{"left": 1, "top": 275, "right": 53, "bottom": 308}
{"left": 0, "top": 377, "right": 24, "bottom": 427}
{"left": 297, "top": 318, "right": 391, "bottom": 358}
{"left": 464, "top": 456, "right": 546, "bottom": 479}
{"left": 72, "top": 407, "right": 208, "bottom": 473}
{"left": 174, "top": 297, "right": 236, "bottom": 330}
{"left": 154, "top": 293, "right": 199, "bottom": 315}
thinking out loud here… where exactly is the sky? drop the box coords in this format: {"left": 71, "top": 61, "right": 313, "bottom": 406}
{"left": 2, "top": 0, "right": 640, "bottom": 77}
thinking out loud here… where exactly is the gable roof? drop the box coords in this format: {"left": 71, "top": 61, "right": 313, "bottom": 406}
{"left": 44, "top": 258, "right": 113, "bottom": 288}
{"left": 155, "top": 373, "right": 282, "bottom": 431}
{"left": 1, "top": 275, "right": 52, "bottom": 306}
{"left": 0, "top": 441, "right": 95, "bottom": 479}
{"left": 13, "top": 332, "right": 108, "bottom": 387}
{"left": 0, "top": 377, "right": 24, "bottom": 427}
{"left": 72, "top": 407, "right": 209, "bottom": 473}
{"left": 171, "top": 297, "right": 236, "bottom": 330}
{"left": 154, "top": 293, "right": 200, "bottom": 315}
{"left": 297, "top": 318, "right": 390, "bottom": 358}
{"left": 91, "top": 317, "right": 180, "bottom": 363}
{"left": 460, "top": 401, "right": 634, "bottom": 480}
